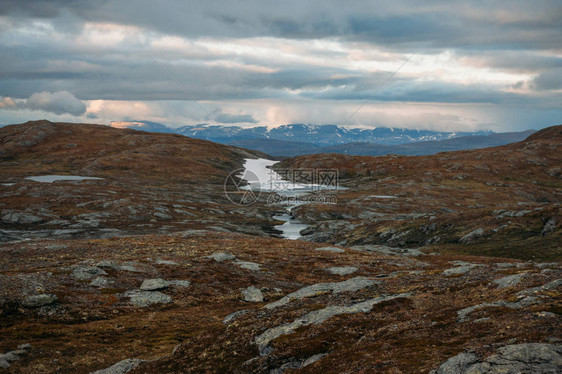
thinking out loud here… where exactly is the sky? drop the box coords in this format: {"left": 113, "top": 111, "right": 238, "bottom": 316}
{"left": 0, "top": 0, "right": 561, "bottom": 132}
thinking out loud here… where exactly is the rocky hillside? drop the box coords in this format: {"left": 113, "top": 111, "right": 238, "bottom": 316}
{"left": 0, "top": 120, "right": 277, "bottom": 243}
{"left": 0, "top": 120, "right": 263, "bottom": 185}
{"left": 0, "top": 231, "right": 560, "bottom": 373}
{"left": 274, "top": 126, "right": 562, "bottom": 261}
{"left": 0, "top": 121, "right": 560, "bottom": 373}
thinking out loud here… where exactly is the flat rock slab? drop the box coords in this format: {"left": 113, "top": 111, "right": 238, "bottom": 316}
{"left": 432, "top": 343, "right": 562, "bottom": 373}
{"left": 140, "top": 278, "right": 169, "bottom": 291}
{"left": 127, "top": 291, "right": 172, "bottom": 307}
{"left": 443, "top": 263, "right": 482, "bottom": 276}
{"left": 265, "top": 277, "right": 377, "bottom": 310}
{"left": 208, "top": 252, "right": 236, "bottom": 262}
{"left": 256, "top": 293, "right": 410, "bottom": 354}
{"left": 324, "top": 266, "right": 358, "bottom": 275}
{"left": 315, "top": 247, "right": 345, "bottom": 253}
{"left": 90, "top": 358, "right": 144, "bottom": 374}
{"left": 492, "top": 273, "right": 526, "bottom": 289}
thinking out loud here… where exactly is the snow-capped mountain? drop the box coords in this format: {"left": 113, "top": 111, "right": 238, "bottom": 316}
{"left": 176, "top": 123, "right": 492, "bottom": 146}
{"left": 111, "top": 121, "right": 492, "bottom": 146}
{"left": 109, "top": 121, "right": 175, "bottom": 133}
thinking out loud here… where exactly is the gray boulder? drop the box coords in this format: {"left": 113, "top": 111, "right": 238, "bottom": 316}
{"left": 22, "top": 294, "right": 57, "bottom": 308}
{"left": 140, "top": 278, "right": 169, "bottom": 291}
{"left": 90, "top": 358, "right": 144, "bottom": 374}
{"left": 242, "top": 286, "right": 264, "bottom": 302}
{"left": 459, "top": 228, "right": 484, "bottom": 244}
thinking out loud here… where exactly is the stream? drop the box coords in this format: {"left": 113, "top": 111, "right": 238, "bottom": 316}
{"left": 239, "top": 158, "right": 339, "bottom": 240}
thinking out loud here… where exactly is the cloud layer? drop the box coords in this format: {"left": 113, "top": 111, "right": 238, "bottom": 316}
{"left": 0, "top": 1, "right": 560, "bottom": 130}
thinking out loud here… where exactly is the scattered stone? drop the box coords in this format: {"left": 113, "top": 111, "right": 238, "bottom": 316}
{"left": 140, "top": 278, "right": 169, "bottom": 291}
{"left": 256, "top": 293, "right": 410, "bottom": 354}
{"left": 242, "top": 286, "right": 264, "bottom": 302}
{"left": 492, "top": 273, "right": 526, "bottom": 289}
{"left": 542, "top": 218, "right": 557, "bottom": 235}
{"left": 127, "top": 291, "right": 172, "bottom": 307}
{"left": 315, "top": 246, "right": 345, "bottom": 253}
{"left": 71, "top": 265, "right": 107, "bottom": 280}
{"left": 22, "top": 294, "right": 57, "bottom": 308}
{"left": 17, "top": 344, "right": 31, "bottom": 350}
{"left": 265, "top": 277, "right": 377, "bottom": 310}
{"left": 325, "top": 266, "right": 358, "bottom": 276}
{"left": 223, "top": 310, "right": 249, "bottom": 325}
{"left": 96, "top": 261, "right": 140, "bottom": 272}
{"left": 90, "top": 358, "right": 144, "bottom": 374}
{"left": 432, "top": 343, "right": 562, "bottom": 373}
{"left": 207, "top": 252, "right": 236, "bottom": 262}
{"left": 459, "top": 228, "right": 484, "bottom": 244}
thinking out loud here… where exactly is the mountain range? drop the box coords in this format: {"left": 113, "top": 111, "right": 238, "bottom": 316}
{"left": 109, "top": 121, "right": 534, "bottom": 157}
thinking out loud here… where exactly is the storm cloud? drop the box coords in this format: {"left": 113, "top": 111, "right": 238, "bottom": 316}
{"left": 0, "top": 0, "right": 560, "bottom": 130}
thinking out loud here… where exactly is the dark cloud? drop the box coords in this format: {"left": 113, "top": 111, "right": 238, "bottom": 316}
{"left": 0, "top": 0, "right": 560, "bottom": 130}
{"left": 213, "top": 112, "right": 256, "bottom": 124}
{"left": 532, "top": 68, "right": 562, "bottom": 90}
